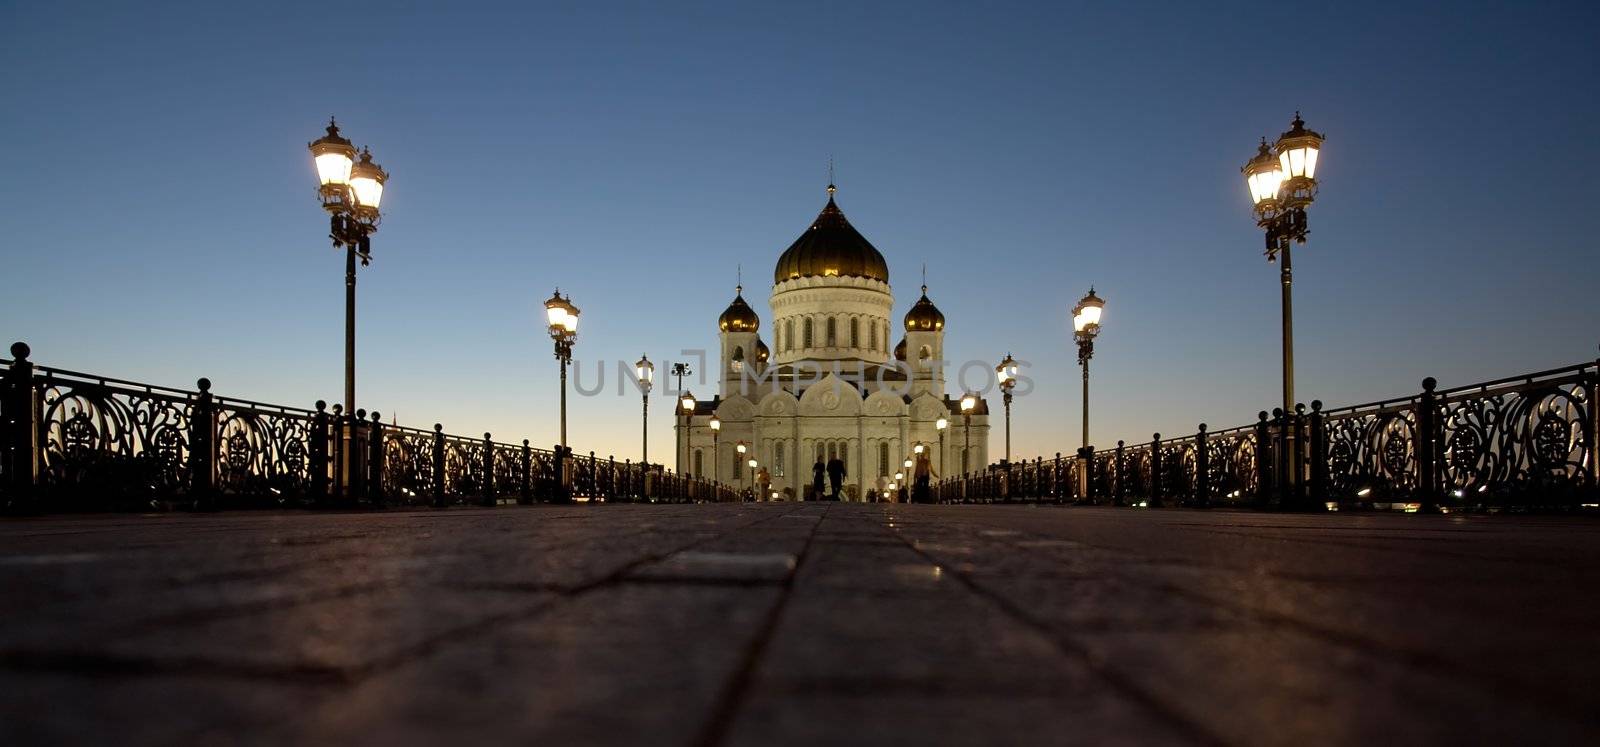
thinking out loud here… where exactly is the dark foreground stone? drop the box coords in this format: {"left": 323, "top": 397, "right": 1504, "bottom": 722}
{"left": 2, "top": 504, "right": 1598, "bottom": 745}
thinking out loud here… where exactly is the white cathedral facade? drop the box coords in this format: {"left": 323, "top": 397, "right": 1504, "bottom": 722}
{"left": 675, "top": 185, "right": 990, "bottom": 500}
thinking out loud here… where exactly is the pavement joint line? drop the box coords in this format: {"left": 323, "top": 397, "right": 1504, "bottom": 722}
{"left": 691, "top": 504, "right": 825, "bottom": 747}
{"left": 0, "top": 507, "right": 797, "bottom": 685}
{"left": 945, "top": 510, "right": 1600, "bottom": 727}
{"left": 882, "top": 513, "right": 1231, "bottom": 747}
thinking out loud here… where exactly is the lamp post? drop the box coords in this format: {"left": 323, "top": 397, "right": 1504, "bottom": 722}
{"left": 996, "top": 353, "right": 1018, "bottom": 464}
{"left": 679, "top": 390, "right": 696, "bottom": 476}
{"left": 1072, "top": 288, "right": 1105, "bottom": 496}
{"left": 1242, "top": 113, "right": 1325, "bottom": 509}
{"left": 960, "top": 391, "right": 977, "bottom": 474}
{"left": 709, "top": 416, "right": 721, "bottom": 484}
{"left": 672, "top": 363, "right": 692, "bottom": 473}
{"left": 735, "top": 441, "right": 746, "bottom": 486}
{"left": 636, "top": 355, "right": 653, "bottom": 465}
{"left": 936, "top": 417, "right": 948, "bottom": 474}
{"left": 308, "top": 119, "right": 388, "bottom": 498}
{"left": 543, "top": 290, "right": 580, "bottom": 448}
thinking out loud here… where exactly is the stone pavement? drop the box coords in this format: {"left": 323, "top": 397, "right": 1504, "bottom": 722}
{"left": 2, "top": 504, "right": 1599, "bottom": 746}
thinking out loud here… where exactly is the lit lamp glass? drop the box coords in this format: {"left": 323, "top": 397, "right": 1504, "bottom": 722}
{"left": 544, "top": 291, "right": 578, "bottom": 338}
{"left": 747, "top": 458, "right": 757, "bottom": 469}
{"left": 1243, "top": 139, "right": 1283, "bottom": 208}
{"left": 636, "top": 355, "right": 654, "bottom": 387}
{"left": 709, "top": 416, "right": 720, "bottom": 432}
{"left": 348, "top": 147, "right": 387, "bottom": 212}
{"left": 736, "top": 443, "right": 746, "bottom": 455}
{"left": 913, "top": 444, "right": 925, "bottom": 454}
{"left": 308, "top": 120, "right": 356, "bottom": 187}
{"left": 903, "top": 459, "right": 913, "bottom": 470}
{"left": 680, "top": 391, "right": 695, "bottom": 414}
{"left": 1275, "top": 114, "right": 1324, "bottom": 183}
{"left": 996, "top": 353, "right": 1018, "bottom": 387}
{"left": 895, "top": 471, "right": 904, "bottom": 482}
{"left": 936, "top": 417, "right": 948, "bottom": 431}
{"left": 1072, "top": 289, "right": 1104, "bottom": 333}
{"left": 960, "top": 392, "right": 977, "bottom": 413}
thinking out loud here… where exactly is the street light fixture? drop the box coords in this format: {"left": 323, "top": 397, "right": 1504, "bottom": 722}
{"left": 709, "top": 416, "right": 721, "bottom": 483}
{"left": 544, "top": 289, "right": 580, "bottom": 448}
{"left": 679, "top": 390, "right": 696, "bottom": 475}
{"left": 1072, "top": 288, "right": 1104, "bottom": 495}
{"left": 935, "top": 417, "right": 948, "bottom": 474}
{"left": 308, "top": 118, "right": 388, "bottom": 498}
{"left": 636, "top": 354, "right": 653, "bottom": 465}
{"left": 1242, "top": 113, "right": 1325, "bottom": 508}
{"left": 996, "top": 352, "right": 1019, "bottom": 464}
{"left": 735, "top": 441, "right": 747, "bottom": 483}
{"left": 959, "top": 392, "right": 977, "bottom": 474}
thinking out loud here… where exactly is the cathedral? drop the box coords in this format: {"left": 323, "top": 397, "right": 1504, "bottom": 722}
{"left": 675, "top": 184, "right": 990, "bottom": 500}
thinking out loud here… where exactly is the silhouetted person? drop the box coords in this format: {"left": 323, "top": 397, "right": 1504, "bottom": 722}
{"left": 913, "top": 452, "right": 937, "bottom": 504}
{"left": 826, "top": 457, "right": 845, "bottom": 501}
{"left": 812, "top": 461, "right": 826, "bottom": 501}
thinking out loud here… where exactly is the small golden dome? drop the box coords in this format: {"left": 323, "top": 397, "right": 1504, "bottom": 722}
{"left": 904, "top": 286, "right": 944, "bottom": 331}
{"left": 755, "top": 338, "right": 770, "bottom": 363}
{"left": 894, "top": 337, "right": 907, "bottom": 361}
{"left": 718, "top": 289, "right": 760, "bottom": 332}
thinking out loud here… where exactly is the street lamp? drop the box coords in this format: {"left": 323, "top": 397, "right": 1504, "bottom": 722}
{"left": 960, "top": 391, "right": 977, "bottom": 474}
{"left": 996, "top": 353, "right": 1019, "bottom": 464}
{"left": 636, "top": 354, "right": 653, "bottom": 465}
{"left": 672, "top": 363, "right": 693, "bottom": 473}
{"left": 1243, "top": 112, "right": 1324, "bottom": 417}
{"left": 679, "top": 390, "right": 696, "bottom": 475}
{"left": 709, "top": 416, "right": 721, "bottom": 483}
{"left": 1072, "top": 288, "right": 1104, "bottom": 495}
{"left": 1242, "top": 113, "right": 1325, "bottom": 507}
{"left": 308, "top": 118, "right": 388, "bottom": 497}
{"left": 735, "top": 441, "right": 747, "bottom": 483}
{"left": 544, "top": 290, "right": 580, "bottom": 448}
{"left": 935, "top": 417, "right": 948, "bottom": 474}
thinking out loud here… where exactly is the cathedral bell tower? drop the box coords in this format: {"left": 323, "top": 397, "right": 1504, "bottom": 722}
{"left": 718, "top": 285, "right": 764, "bottom": 397}
{"left": 902, "top": 284, "right": 946, "bottom": 397}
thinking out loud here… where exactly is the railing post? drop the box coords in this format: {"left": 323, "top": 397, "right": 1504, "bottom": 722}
{"left": 1053, "top": 452, "right": 1063, "bottom": 503}
{"left": 1195, "top": 424, "right": 1210, "bottom": 509}
{"left": 330, "top": 404, "right": 345, "bottom": 498}
{"left": 1149, "top": 434, "right": 1163, "bottom": 508}
{"left": 2, "top": 342, "right": 39, "bottom": 512}
{"left": 481, "top": 433, "right": 496, "bottom": 507}
{"left": 189, "top": 378, "right": 218, "bottom": 511}
{"left": 1309, "top": 400, "right": 1327, "bottom": 509}
{"left": 520, "top": 439, "right": 533, "bottom": 505}
{"left": 1590, "top": 348, "right": 1600, "bottom": 497}
{"left": 1114, "top": 440, "right": 1126, "bottom": 506}
{"left": 1417, "top": 378, "right": 1440, "bottom": 513}
{"left": 310, "top": 400, "right": 330, "bottom": 505}
{"left": 1272, "top": 408, "right": 1288, "bottom": 509}
{"left": 1253, "top": 411, "right": 1271, "bottom": 508}
{"left": 1081, "top": 446, "right": 1095, "bottom": 503}
{"left": 431, "top": 424, "right": 447, "bottom": 508}
{"left": 367, "top": 411, "right": 385, "bottom": 508}
{"left": 351, "top": 409, "right": 368, "bottom": 504}
{"left": 555, "top": 445, "right": 572, "bottom": 503}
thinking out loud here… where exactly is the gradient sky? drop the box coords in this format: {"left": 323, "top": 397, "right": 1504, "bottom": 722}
{"left": 3, "top": 0, "right": 1597, "bottom": 462}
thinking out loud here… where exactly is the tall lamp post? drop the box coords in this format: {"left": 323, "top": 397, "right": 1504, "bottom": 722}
{"left": 636, "top": 355, "right": 653, "bottom": 465}
{"left": 308, "top": 119, "right": 388, "bottom": 497}
{"left": 1242, "top": 114, "right": 1324, "bottom": 421}
{"left": 735, "top": 442, "right": 747, "bottom": 487}
{"left": 543, "top": 290, "right": 580, "bottom": 448}
{"left": 679, "top": 390, "right": 696, "bottom": 476}
{"left": 672, "top": 363, "right": 692, "bottom": 472}
{"left": 936, "top": 417, "right": 948, "bottom": 475}
{"left": 1072, "top": 288, "right": 1104, "bottom": 496}
{"left": 959, "top": 392, "right": 977, "bottom": 474}
{"left": 709, "top": 416, "right": 721, "bottom": 484}
{"left": 996, "top": 353, "right": 1018, "bottom": 464}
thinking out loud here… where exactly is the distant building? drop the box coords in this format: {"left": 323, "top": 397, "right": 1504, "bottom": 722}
{"left": 675, "top": 184, "right": 989, "bottom": 500}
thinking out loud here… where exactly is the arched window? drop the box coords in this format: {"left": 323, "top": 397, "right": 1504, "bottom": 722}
{"left": 869, "top": 322, "right": 878, "bottom": 351}
{"left": 785, "top": 319, "right": 795, "bottom": 351}
{"left": 731, "top": 346, "right": 744, "bottom": 372}
{"left": 694, "top": 449, "right": 704, "bottom": 477}
{"left": 878, "top": 442, "right": 889, "bottom": 477}
{"left": 734, "top": 448, "right": 742, "bottom": 479}
{"left": 803, "top": 319, "right": 813, "bottom": 348}
{"left": 826, "top": 317, "right": 837, "bottom": 346}
{"left": 850, "top": 318, "right": 860, "bottom": 348}
{"left": 774, "top": 443, "right": 785, "bottom": 477}
{"left": 815, "top": 443, "right": 825, "bottom": 464}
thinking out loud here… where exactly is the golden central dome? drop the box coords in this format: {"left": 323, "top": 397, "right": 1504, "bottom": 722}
{"left": 773, "top": 187, "right": 889, "bottom": 284}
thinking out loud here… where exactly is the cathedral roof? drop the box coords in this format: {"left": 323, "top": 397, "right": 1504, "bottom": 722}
{"left": 718, "top": 288, "right": 760, "bottom": 332}
{"left": 773, "top": 186, "right": 889, "bottom": 284}
{"left": 904, "top": 286, "right": 944, "bottom": 331}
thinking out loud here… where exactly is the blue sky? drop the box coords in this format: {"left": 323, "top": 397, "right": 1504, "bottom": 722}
{"left": 2, "top": 0, "right": 1596, "bottom": 461}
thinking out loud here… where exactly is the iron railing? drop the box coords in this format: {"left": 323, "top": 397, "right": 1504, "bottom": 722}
{"left": 1, "top": 343, "right": 736, "bottom": 513}
{"left": 937, "top": 356, "right": 1600, "bottom": 512}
